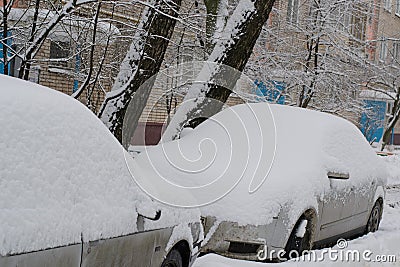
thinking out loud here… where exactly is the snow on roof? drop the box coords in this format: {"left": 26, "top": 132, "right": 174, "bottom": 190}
{"left": 359, "top": 89, "right": 396, "bottom": 101}
{"left": 5, "top": 8, "right": 120, "bottom": 44}
{"left": 0, "top": 75, "right": 198, "bottom": 256}
{"left": 132, "top": 103, "right": 387, "bottom": 226}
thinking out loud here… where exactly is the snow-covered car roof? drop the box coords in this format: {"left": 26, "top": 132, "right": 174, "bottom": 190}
{"left": 132, "top": 103, "right": 387, "bottom": 226}
{"left": 0, "top": 75, "right": 198, "bottom": 256}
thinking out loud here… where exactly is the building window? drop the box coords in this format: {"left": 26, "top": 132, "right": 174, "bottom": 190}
{"left": 396, "top": 0, "right": 400, "bottom": 15}
{"left": 384, "top": 0, "right": 392, "bottom": 12}
{"left": 393, "top": 42, "right": 400, "bottom": 62}
{"left": 49, "top": 41, "right": 70, "bottom": 68}
{"left": 342, "top": 12, "right": 351, "bottom": 32}
{"left": 379, "top": 38, "right": 388, "bottom": 61}
{"left": 350, "top": 12, "right": 366, "bottom": 41}
{"left": 287, "top": 0, "right": 299, "bottom": 25}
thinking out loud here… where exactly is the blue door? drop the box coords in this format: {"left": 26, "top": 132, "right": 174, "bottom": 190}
{"left": 0, "top": 31, "right": 12, "bottom": 75}
{"left": 254, "top": 80, "right": 286, "bottom": 104}
{"left": 360, "top": 100, "right": 386, "bottom": 143}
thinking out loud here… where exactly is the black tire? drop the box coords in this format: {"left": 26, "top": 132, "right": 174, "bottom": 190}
{"left": 366, "top": 201, "right": 382, "bottom": 233}
{"left": 161, "top": 249, "right": 183, "bottom": 267}
{"left": 284, "top": 216, "right": 313, "bottom": 260}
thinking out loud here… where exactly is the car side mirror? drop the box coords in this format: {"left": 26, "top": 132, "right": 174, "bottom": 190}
{"left": 136, "top": 210, "right": 161, "bottom": 232}
{"left": 327, "top": 171, "right": 349, "bottom": 180}
{"left": 136, "top": 204, "right": 162, "bottom": 221}
{"left": 139, "top": 210, "right": 162, "bottom": 221}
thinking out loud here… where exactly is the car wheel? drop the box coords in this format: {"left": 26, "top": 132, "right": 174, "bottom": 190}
{"left": 366, "top": 201, "right": 382, "bottom": 233}
{"left": 161, "top": 249, "right": 182, "bottom": 267}
{"left": 284, "top": 215, "right": 313, "bottom": 259}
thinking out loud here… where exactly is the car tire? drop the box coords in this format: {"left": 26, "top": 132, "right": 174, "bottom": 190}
{"left": 366, "top": 201, "right": 382, "bottom": 233}
{"left": 284, "top": 216, "right": 313, "bottom": 260}
{"left": 161, "top": 249, "right": 183, "bottom": 267}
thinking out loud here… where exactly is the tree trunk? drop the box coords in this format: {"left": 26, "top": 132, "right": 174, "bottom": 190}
{"left": 381, "top": 89, "right": 400, "bottom": 151}
{"left": 162, "top": 0, "right": 276, "bottom": 142}
{"left": 72, "top": 0, "right": 102, "bottom": 100}
{"left": 204, "top": 0, "right": 222, "bottom": 54}
{"left": 98, "top": 0, "right": 182, "bottom": 148}
{"left": 2, "top": 0, "right": 9, "bottom": 75}
{"left": 298, "top": 0, "right": 321, "bottom": 108}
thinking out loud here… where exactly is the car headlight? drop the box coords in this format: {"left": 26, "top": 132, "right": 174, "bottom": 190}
{"left": 191, "top": 222, "right": 202, "bottom": 243}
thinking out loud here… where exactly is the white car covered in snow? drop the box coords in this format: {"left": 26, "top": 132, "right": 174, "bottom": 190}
{"left": 132, "top": 103, "right": 387, "bottom": 262}
{"left": 0, "top": 75, "right": 203, "bottom": 267}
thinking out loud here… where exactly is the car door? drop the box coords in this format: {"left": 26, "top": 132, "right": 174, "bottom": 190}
{"left": 319, "top": 176, "right": 376, "bottom": 242}
{"left": 80, "top": 214, "right": 174, "bottom": 267}
{"left": 347, "top": 179, "right": 376, "bottom": 231}
{"left": 81, "top": 230, "right": 157, "bottom": 267}
{"left": 0, "top": 244, "right": 82, "bottom": 267}
{"left": 318, "top": 171, "right": 356, "bottom": 241}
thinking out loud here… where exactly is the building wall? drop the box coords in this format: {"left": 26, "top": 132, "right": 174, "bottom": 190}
{"left": 375, "top": 0, "right": 400, "bottom": 142}
{"left": 36, "top": 40, "right": 75, "bottom": 95}
{"left": 375, "top": 0, "right": 400, "bottom": 64}
{"left": 4, "top": 0, "right": 399, "bottom": 145}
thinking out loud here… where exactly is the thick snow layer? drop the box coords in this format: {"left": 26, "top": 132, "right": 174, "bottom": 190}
{"left": 296, "top": 219, "right": 308, "bottom": 238}
{"left": 133, "top": 103, "right": 387, "bottom": 226}
{"left": 359, "top": 89, "right": 397, "bottom": 100}
{"left": 380, "top": 155, "right": 400, "bottom": 185}
{"left": 5, "top": 8, "right": 120, "bottom": 43}
{"left": 0, "top": 75, "right": 199, "bottom": 256}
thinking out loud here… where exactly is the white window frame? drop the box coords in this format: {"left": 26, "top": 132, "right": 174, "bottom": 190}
{"left": 384, "top": 0, "right": 392, "bottom": 12}
{"left": 393, "top": 42, "right": 400, "bottom": 63}
{"left": 287, "top": 0, "right": 299, "bottom": 25}
{"left": 380, "top": 38, "right": 388, "bottom": 62}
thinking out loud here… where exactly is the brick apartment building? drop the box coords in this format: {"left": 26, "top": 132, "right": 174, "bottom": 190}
{"left": 364, "top": 0, "right": 400, "bottom": 146}
{"left": 1, "top": 0, "right": 399, "bottom": 146}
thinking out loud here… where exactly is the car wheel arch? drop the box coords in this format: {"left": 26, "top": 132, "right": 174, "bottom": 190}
{"left": 370, "top": 186, "right": 384, "bottom": 222}
{"left": 165, "top": 240, "right": 191, "bottom": 267}
{"left": 365, "top": 198, "right": 383, "bottom": 234}
{"left": 283, "top": 208, "right": 318, "bottom": 250}
{"left": 372, "top": 186, "right": 385, "bottom": 207}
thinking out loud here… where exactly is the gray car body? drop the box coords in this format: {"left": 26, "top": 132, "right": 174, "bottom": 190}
{"left": 0, "top": 220, "right": 202, "bottom": 267}
{"left": 201, "top": 179, "right": 385, "bottom": 261}
{"left": 196, "top": 104, "right": 387, "bottom": 261}
{"left": 128, "top": 102, "right": 387, "bottom": 262}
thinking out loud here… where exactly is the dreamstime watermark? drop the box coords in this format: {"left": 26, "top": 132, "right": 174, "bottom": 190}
{"left": 257, "top": 238, "right": 397, "bottom": 263}
{"left": 122, "top": 61, "right": 277, "bottom": 208}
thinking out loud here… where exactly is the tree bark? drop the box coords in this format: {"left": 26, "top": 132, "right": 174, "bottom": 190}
{"left": 381, "top": 89, "right": 400, "bottom": 151}
{"left": 2, "top": 0, "right": 9, "bottom": 75}
{"left": 298, "top": 0, "right": 321, "bottom": 108}
{"left": 204, "top": 0, "right": 219, "bottom": 54}
{"left": 162, "top": 0, "right": 276, "bottom": 142}
{"left": 98, "top": 0, "right": 182, "bottom": 147}
{"left": 72, "top": 0, "right": 102, "bottom": 100}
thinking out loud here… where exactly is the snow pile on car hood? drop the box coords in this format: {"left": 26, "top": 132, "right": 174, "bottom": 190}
{"left": 0, "top": 75, "right": 199, "bottom": 256}
{"left": 132, "top": 103, "right": 387, "bottom": 226}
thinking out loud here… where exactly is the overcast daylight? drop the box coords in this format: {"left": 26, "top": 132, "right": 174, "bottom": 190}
{"left": 1, "top": 0, "right": 400, "bottom": 266}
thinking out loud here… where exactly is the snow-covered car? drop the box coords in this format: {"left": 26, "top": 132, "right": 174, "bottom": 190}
{"left": 0, "top": 75, "right": 203, "bottom": 267}
{"left": 132, "top": 103, "right": 387, "bottom": 262}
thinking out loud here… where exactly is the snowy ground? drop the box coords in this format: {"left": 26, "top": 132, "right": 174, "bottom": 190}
{"left": 194, "top": 155, "right": 400, "bottom": 266}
